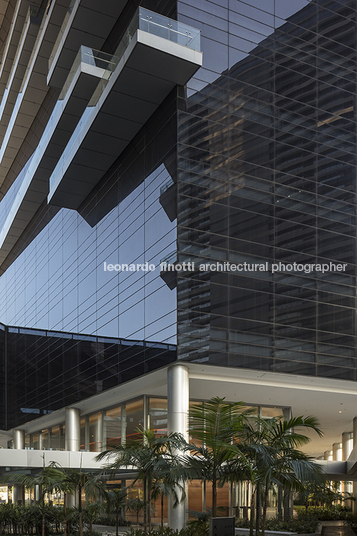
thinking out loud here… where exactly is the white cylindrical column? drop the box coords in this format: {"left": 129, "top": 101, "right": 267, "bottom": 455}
{"left": 341, "top": 432, "right": 353, "bottom": 496}
{"left": 13, "top": 430, "right": 25, "bottom": 504}
{"left": 342, "top": 432, "right": 353, "bottom": 461}
{"left": 121, "top": 404, "right": 126, "bottom": 446}
{"left": 167, "top": 364, "right": 189, "bottom": 440}
{"left": 353, "top": 418, "right": 357, "bottom": 448}
{"left": 353, "top": 419, "right": 357, "bottom": 514}
{"left": 324, "top": 450, "right": 333, "bottom": 461}
{"left": 333, "top": 443, "right": 342, "bottom": 461}
{"left": 93, "top": 414, "right": 103, "bottom": 452}
{"left": 65, "top": 408, "right": 80, "bottom": 451}
{"left": 13, "top": 429, "right": 25, "bottom": 450}
{"left": 65, "top": 408, "right": 80, "bottom": 508}
{"left": 167, "top": 365, "right": 189, "bottom": 531}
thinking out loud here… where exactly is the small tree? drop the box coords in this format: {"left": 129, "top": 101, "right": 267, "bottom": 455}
{"left": 105, "top": 488, "right": 127, "bottom": 536}
{"left": 232, "top": 415, "right": 324, "bottom": 536}
{"left": 127, "top": 497, "right": 145, "bottom": 530}
{"left": 3, "top": 462, "right": 66, "bottom": 536}
{"left": 96, "top": 428, "right": 186, "bottom": 535}
{"left": 65, "top": 469, "right": 106, "bottom": 536}
{"left": 83, "top": 502, "right": 101, "bottom": 536}
{"left": 183, "top": 397, "right": 248, "bottom": 518}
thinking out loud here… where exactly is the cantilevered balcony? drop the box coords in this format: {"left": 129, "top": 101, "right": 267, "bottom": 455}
{"left": 48, "top": 7, "right": 202, "bottom": 210}
{"left": 0, "top": 0, "right": 72, "bottom": 188}
{"left": 0, "top": 6, "right": 41, "bottom": 142}
{"left": 0, "top": 46, "right": 113, "bottom": 262}
{"left": 47, "top": 0, "right": 128, "bottom": 89}
{"left": 0, "top": 0, "right": 39, "bottom": 101}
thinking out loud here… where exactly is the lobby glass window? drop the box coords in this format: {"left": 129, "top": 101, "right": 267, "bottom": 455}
{"left": 189, "top": 401, "right": 203, "bottom": 446}
{"left": 60, "top": 424, "right": 65, "bottom": 450}
{"left": 261, "top": 407, "right": 285, "bottom": 419}
{"left": 149, "top": 398, "right": 167, "bottom": 437}
{"left": 42, "top": 429, "right": 49, "bottom": 450}
{"left": 105, "top": 405, "right": 122, "bottom": 448}
{"left": 188, "top": 480, "right": 202, "bottom": 518}
{"left": 80, "top": 417, "right": 86, "bottom": 451}
{"left": 126, "top": 479, "right": 144, "bottom": 524}
{"left": 32, "top": 433, "right": 39, "bottom": 450}
{"left": 51, "top": 426, "right": 61, "bottom": 450}
{"left": 206, "top": 482, "right": 229, "bottom": 517}
{"left": 125, "top": 399, "right": 144, "bottom": 444}
{"left": 89, "top": 412, "right": 103, "bottom": 452}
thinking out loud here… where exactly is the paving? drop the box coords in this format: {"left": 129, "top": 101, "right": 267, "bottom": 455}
{"left": 321, "top": 521, "right": 356, "bottom": 536}
{"left": 92, "top": 524, "right": 131, "bottom": 535}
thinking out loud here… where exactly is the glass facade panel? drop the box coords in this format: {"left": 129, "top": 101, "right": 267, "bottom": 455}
{"left": 88, "top": 412, "right": 103, "bottom": 452}
{"left": 149, "top": 398, "right": 167, "bottom": 437}
{"left": 105, "top": 406, "right": 122, "bottom": 448}
{"left": 125, "top": 399, "right": 144, "bottom": 444}
{"left": 176, "top": 0, "right": 357, "bottom": 381}
{"left": 80, "top": 418, "right": 86, "bottom": 451}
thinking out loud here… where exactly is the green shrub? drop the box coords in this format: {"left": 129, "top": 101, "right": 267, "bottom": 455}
{"left": 125, "top": 524, "right": 210, "bottom": 536}
{"left": 265, "top": 516, "right": 319, "bottom": 533}
{"left": 294, "top": 505, "right": 354, "bottom": 522}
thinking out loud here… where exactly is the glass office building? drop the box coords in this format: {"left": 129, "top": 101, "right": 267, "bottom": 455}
{"left": 0, "top": 0, "right": 356, "bottom": 524}
{"left": 176, "top": 0, "right": 357, "bottom": 379}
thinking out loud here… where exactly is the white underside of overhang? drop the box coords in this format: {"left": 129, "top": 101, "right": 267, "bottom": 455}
{"left": 0, "top": 61, "right": 105, "bottom": 257}
{"left": 9, "top": 362, "right": 357, "bottom": 459}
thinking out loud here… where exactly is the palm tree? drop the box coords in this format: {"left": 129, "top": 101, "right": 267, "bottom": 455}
{"left": 183, "top": 397, "right": 248, "bottom": 518}
{"left": 233, "top": 415, "right": 324, "bottom": 536}
{"left": 42, "top": 464, "right": 75, "bottom": 536}
{"left": 96, "top": 428, "right": 186, "bottom": 535}
{"left": 150, "top": 477, "right": 178, "bottom": 528}
{"left": 3, "top": 462, "right": 66, "bottom": 536}
{"left": 84, "top": 502, "right": 102, "bottom": 536}
{"left": 105, "top": 488, "right": 127, "bottom": 536}
{"left": 126, "top": 497, "right": 145, "bottom": 530}
{"left": 65, "top": 469, "right": 107, "bottom": 536}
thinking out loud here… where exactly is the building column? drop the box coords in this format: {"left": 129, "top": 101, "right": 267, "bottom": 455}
{"left": 333, "top": 443, "right": 342, "bottom": 461}
{"left": 342, "top": 432, "right": 353, "bottom": 461}
{"left": 281, "top": 408, "right": 292, "bottom": 519}
{"left": 13, "top": 430, "right": 25, "bottom": 504}
{"left": 342, "top": 433, "right": 353, "bottom": 497}
{"left": 167, "top": 364, "right": 189, "bottom": 530}
{"left": 91, "top": 413, "right": 103, "bottom": 452}
{"left": 352, "top": 418, "right": 357, "bottom": 513}
{"left": 332, "top": 443, "right": 343, "bottom": 495}
{"left": 38, "top": 432, "right": 43, "bottom": 450}
{"left": 121, "top": 404, "right": 126, "bottom": 446}
{"left": 65, "top": 407, "right": 80, "bottom": 451}
{"left": 65, "top": 408, "right": 80, "bottom": 507}
{"left": 324, "top": 450, "right": 333, "bottom": 461}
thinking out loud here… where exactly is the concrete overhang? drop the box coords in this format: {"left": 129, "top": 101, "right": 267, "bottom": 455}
{"left": 0, "top": 0, "right": 72, "bottom": 188}
{"left": 0, "top": 7, "right": 40, "bottom": 137}
{"left": 0, "top": 48, "right": 108, "bottom": 260}
{"left": 47, "top": 0, "right": 128, "bottom": 89}
{"left": 8, "top": 362, "right": 357, "bottom": 460}
{"left": 0, "top": 0, "right": 36, "bottom": 101}
{"left": 48, "top": 27, "right": 202, "bottom": 209}
{"left": 0, "top": 449, "right": 103, "bottom": 470}
{"left": 347, "top": 445, "right": 357, "bottom": 476}
{"left": 315, "top": 460, "right": 348, "bottom": 480}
